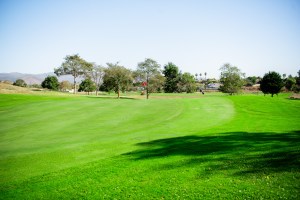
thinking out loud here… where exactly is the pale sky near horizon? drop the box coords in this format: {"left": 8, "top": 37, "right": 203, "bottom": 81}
{"left": 0, "top": 0, "right": 299, "bottom": 78}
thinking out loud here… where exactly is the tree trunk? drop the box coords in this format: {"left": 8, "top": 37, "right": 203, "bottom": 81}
{"left": 95, "top": 81, "right": 99, "bottom": 96}
{"left": 117, "top": 83, "right": 120, "bottom": 98}
{"left": 73, "top": 76, "right": 76, "bottom": 94}
{"left": 146, "top": 76, "right": 149, "bottom": 99}
{"left": 146, "top": 85, "right": 149, "bottom": 99}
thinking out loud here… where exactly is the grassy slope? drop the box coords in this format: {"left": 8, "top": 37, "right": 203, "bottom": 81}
{"left": 0, "top": 93, "right": 299, "bottom": 199}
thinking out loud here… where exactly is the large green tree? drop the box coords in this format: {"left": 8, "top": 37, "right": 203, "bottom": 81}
{"left": 178, "top": 72, "right": 197, "bottom": 93}
{"left": 285, "top": 77, "right": 296, "bottom": 91}
{"left": 78, "top": 79, "right": 96, "bottom": 95}
{"left": 102, "top": 63, "right": 133, "bottom": 98}
{"left": 293, "top": 70, "right": 300, "bottom": 93}
{"left": 260, "top": 71, "right": 283, "bottom": 97}
{"left": 137, "top": 58, "right": 161, "bottom": 99}
{"left": 219, "top": 63, "right": 245, "bottom": 95}
{"left": 163, "top": 62, "right": 180, "bottom": 93}
{"left": 245, "top": 76, "right": 258, "bottom": 86}
{"left": 41, "top": 76, "right": 59, "bottom": 90}
{"left": 54, "top": 54, "right": 92, "bottom": 94}
{"left": 148, "top": 73, "right": 165, "bottom": 93}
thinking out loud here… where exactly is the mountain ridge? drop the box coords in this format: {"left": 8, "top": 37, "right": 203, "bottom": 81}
{"left": 0, "top": 72, "right": 82, "bottom": 84}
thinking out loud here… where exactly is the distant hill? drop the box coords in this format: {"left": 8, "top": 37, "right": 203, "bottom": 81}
{"left": 0, "top": 72, "right": 82, "bottom": 85}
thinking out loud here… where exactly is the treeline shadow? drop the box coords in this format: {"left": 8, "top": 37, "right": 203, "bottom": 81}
{"left": 123, "top": 131, "right": 300, "bottom": 176}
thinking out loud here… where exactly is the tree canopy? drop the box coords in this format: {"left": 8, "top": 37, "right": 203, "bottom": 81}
{"left": 59, "top": 81, "right": 72, "bottom": 91}
{"left": 285, "top": 77, "right": 296, "bottom": 91}
{"left": 163, "top": 62, "right": 180, "bottom": 93}
{"left": 52, "top": 54, "right": 298, "bottom": 97}
{"left": 78, "top": 79, "right": 96, "bottom": 95}
{"left": 54, "top": 54, "right": 92, "bottom": 94}
{"left": 147, "top": 73, "right": 165, "bottom": 94}
{"left": 292, "top": 70, "right": 300, "bottom": 93}
{"left": 137, "top": 58, "right": 161, "bottom": 99}
{"left": 219, "top": 63, "right": 245, "bottom": 95}
{"left": 260, "top": 71, "right": 283, "bottom": 97}
{"left": 178, "top": 72, "right": 197, "bottom": 93}
{"left": 87, "top": 63, "right": 105, "bottom": 96}
{"left": 102, "top": 63, "right": 133, "bottom": 98}
{"left": 245, "top": 76, "right": 258, "bottom": 86}
{"left": 41, "top": 76, "right": 59, "bottom": 90}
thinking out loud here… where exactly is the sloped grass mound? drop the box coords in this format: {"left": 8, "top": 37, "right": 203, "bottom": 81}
{"left": 0, "top": 83, "right": 33, "bottom": 94}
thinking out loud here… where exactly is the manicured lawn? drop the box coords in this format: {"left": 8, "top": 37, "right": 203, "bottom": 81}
{"left": 0, "top": 93, "right": 299, "bottom": 199}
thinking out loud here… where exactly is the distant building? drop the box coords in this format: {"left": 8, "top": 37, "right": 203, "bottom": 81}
{"left": 206, "top": 83, "right": 221, "bottom": 90}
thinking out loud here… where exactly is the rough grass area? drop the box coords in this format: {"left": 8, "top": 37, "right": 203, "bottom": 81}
{"left": 0, "top": 83, "right": 69, "bottom": 95}
{"left": 0, "top": 83, "right": 34, "bottom": 94}
{"left": 0, "top": 93, "right": 299, "bottom": 199}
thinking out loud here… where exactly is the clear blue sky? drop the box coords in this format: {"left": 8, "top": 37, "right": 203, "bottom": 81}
{"left": 0, "top": 0, "right": 299, "bottom": 78}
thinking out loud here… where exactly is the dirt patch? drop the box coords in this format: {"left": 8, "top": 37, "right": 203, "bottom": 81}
{"left": 290, "top": 93, "right": 300, "bottom": 99}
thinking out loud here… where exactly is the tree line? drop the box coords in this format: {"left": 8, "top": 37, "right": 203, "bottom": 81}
{"left": 13, "top": 54, "right": 300, "bottom": 98}
{"left": 218, "top": 63, "right": 300, "bottom": 96}
{"left": 51, "top": 54, "right": 201, "bottom": 99}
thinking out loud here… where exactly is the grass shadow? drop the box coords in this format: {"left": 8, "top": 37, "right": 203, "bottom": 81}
{"left": 123, "top": 131, "right": 300, "bottom": 176}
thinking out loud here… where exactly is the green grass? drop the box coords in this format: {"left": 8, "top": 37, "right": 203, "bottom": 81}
{"left": 0, "top": 93, "right": 299, "bottom": 199}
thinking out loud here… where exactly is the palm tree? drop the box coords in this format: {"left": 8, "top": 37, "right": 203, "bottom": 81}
{"left": 195, "top": 73, "right": 198, "bottom": 81}
{"left": 204, "top": 72, "right": 207, "bottom": 80}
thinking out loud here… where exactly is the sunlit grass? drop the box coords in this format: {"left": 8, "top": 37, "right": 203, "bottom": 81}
{"left": 0, "top": 93, "right": 299, "bottom": 199}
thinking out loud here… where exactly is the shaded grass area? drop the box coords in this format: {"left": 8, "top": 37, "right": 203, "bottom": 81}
{"left": 1, "top": 131, "right": 299, "bottom": 199}
{"left": 124, "top": 131, "right": 300, "bottom": 175}
{"left": 0, "top": 93, "right": 300, "bottom": 199}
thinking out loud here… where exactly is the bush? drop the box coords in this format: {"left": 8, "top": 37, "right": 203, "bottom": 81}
{"left": 13, "top": 79, "right": 27, "bottom": 87}
{"left": 41, "top": 76, "right": 59, "bottom": 90}
{"left": 78, "top": 79, "right": 96, "bottom": 94}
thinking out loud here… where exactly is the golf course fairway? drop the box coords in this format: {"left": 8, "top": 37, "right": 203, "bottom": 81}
{"left": 0, "top": 93, "right": 299, "bottom": 199}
